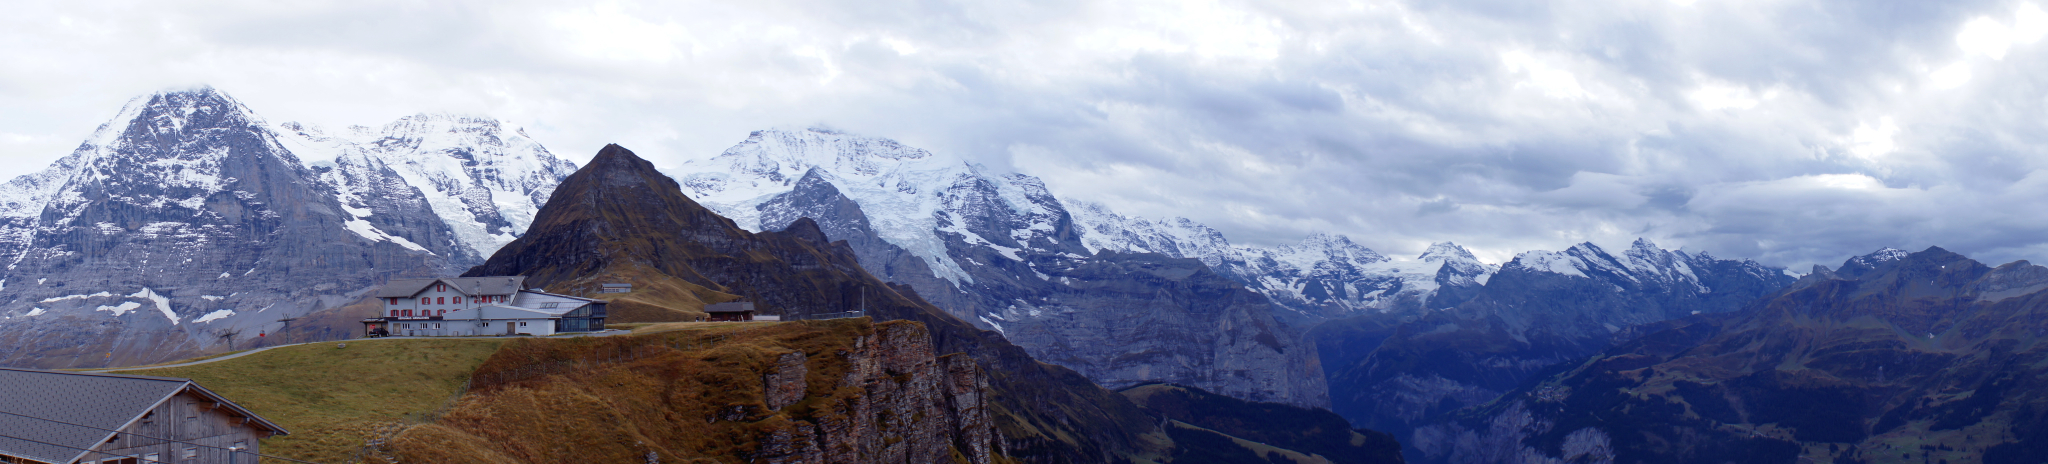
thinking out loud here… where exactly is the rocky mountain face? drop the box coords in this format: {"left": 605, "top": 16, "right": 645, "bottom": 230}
{"left": 1325, "top": 239, "right": 1795, "bottom": 454}
{"left": 673, "top": 128, "right": 1328, "bottom": 408}
{"left": 1066, "top": 202, "right": 1498, "bottom": 326}
{"left": 462, "top": 143, "right": 1163, "bottom": 462}
{"left": 0, "top": 88, "right": 573, "bottom": 368}
{"left": 279, "top": 114, "right": 576, "bottom": 259}
{"left": 1408, "top": 246, "right": 2048, "bottom": 464}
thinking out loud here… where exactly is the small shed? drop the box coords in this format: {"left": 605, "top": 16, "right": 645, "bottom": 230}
{"left": 600, "top": 283, "right": 632, "bottom": 293}
{"left": 0, "top": 368, "right": 288, "bottom": 464}
{"left": 704, "top": 302, "right": 757, "bottom": 322}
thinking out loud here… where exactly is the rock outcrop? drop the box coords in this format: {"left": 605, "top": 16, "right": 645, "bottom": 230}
{"left": 756, "top": 321, "right": 995, "bottom": 463}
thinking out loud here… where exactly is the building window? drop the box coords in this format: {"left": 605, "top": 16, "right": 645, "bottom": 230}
{"left": 519, "top": 321, "right": 528, "bottom": 327}
{"left": 437, "top": 297, "right": 445, "bottom": 305}
{"left": 436, "top": 283, "right": 446, "bottom": 292}
{"left": 454, "top": 296, "right": 463, "bottom": 304}
{"left": 401, "top": 309, "right": 411, "bottom": 317}
{"left": 438, "top": 309, "right": 446, "bottom": 316}
{"left": 182, "top": 447, "right": 198, "bottom": 459}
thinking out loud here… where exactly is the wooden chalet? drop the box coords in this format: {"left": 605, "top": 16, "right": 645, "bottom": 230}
{"left": 0, "top": 368, "right": 287, "bottom": 464}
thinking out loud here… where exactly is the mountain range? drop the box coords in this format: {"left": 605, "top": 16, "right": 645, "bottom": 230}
{"left": 7, "top": 88, "right": 1925, "bottom": 463}
{"left": 0, "top": 87, "right": 574, "bottom": 367}
{"left": 458, "top": 142, "right": 1402, "bottom": 462}
{"left": 1322, "top": 239, "right": 1797, "bottom": 455}
{"left": 1409, "top": 247, "right": 2048, "bottom": 464}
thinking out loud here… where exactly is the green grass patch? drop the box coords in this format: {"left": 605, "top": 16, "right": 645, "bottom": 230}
{"left": 128, "top": 338, "right": 508, "bottom": 463}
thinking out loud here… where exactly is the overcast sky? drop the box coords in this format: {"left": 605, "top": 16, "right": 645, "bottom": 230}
{"left": 4, "top": 0, "right": 2047, "bottom": 269}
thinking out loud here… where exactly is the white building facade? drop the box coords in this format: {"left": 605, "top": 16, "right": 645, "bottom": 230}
{"left": 363, "top": 276, "right": 607, "bottom": 337}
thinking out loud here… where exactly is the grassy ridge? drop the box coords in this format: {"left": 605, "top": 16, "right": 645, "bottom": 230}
{"left": 384, "top": 319, "right": 987, "bottom": 463}
{"left": 128, "top": 338, "right": 507, "bottom": 463}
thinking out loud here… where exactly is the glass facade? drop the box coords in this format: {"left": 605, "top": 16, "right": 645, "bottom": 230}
{"left": 555, "top": 302, "right": 607, "bottom": 333}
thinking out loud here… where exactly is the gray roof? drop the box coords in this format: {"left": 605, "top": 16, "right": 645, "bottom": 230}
{"left": 520, "top": 289, "right": 602, "bottom": 303}
{"left": 473, "top": 304, "right": 561, "bottom": 318}
{"left": 376, "top": 276, "right": 527, "bottom": 298}
{"left": 705, "top": 302, "right": 756, "bottom": 313}
{"left": 0, "top": 368, "right": 288, "bottom": 463}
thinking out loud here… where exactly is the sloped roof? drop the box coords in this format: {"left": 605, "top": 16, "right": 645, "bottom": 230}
{"left": 0, "top": 368, "right": 287, "bottom": 464}
{"left": 520, "top": 289, "right": 601, "bottom": 303}
{"left": 449, "top": 304, "right": 563, "bottom": 319}
{"left": 376, "top": 276, "right": 527, "bottom": 298}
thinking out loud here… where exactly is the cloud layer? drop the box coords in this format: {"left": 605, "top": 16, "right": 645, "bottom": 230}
{"left": 5, "top": 0, "right": 2048, "bottom": 269}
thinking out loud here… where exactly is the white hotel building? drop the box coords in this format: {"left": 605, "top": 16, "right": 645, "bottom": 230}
{"left": 362, "top": 276, "right": 608, "bottom": 337}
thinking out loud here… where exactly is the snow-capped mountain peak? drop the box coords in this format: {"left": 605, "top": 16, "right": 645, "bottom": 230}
{"left": 1274, "top": 233, "right": 1389, "bottom": 269}
{"left": 277, "top": 113, "right": 577, "bottom": 258}
{"left": 676, "top": 127, "right": 1079, "bottom": 286}
{"left": 1418, "top": 241, "right": 1479, "bottom": 262}
{"left": 1849, "top": 247, "right": 1910, "bottom": 266}
{"left": 1502, "top": 239, "right": 1720, "bottom": 294}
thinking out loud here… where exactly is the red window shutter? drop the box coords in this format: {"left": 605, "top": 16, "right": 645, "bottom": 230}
{"left": 455, "top": 297, "right": 463, "bottom": 304}
{"left": 438, "top": 297, "right": 445, "bottom": 305}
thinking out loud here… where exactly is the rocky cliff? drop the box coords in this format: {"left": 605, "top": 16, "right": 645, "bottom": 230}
{"left": 386, "top": 319, "right": 996, "bottom": 463}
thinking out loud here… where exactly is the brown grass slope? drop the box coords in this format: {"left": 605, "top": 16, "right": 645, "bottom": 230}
{"left": 127, "top": 338, "right": 507, "bottom": 463}
{"left": 463, "top": 144, "right": 1155, "bottom": 462}
{"left": 385, "top": 319, "right": 989, "bottom": 463}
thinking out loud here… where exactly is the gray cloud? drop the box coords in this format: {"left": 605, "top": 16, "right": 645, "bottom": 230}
{"left": 6, "top": 0, "right": 2048, "bottom": 270}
